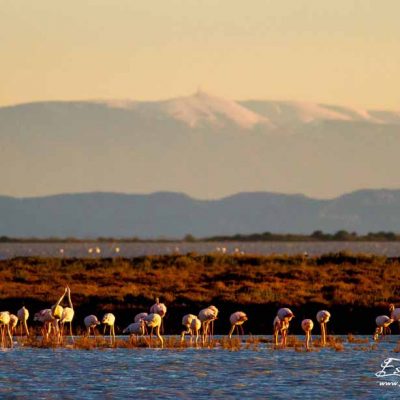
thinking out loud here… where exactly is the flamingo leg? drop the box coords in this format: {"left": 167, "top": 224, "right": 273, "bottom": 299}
{"left": 156, "top": 325, "right": 163, "bottom": 348}
{"left": 228, "top": 325, "right": 235, "bottom": 339}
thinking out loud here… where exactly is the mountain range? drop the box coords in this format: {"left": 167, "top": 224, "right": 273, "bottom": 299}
{"left": 0, "top": 189, "right": 399, "bottom": 238}
{"left": 1, "top": 91, "right": 400, "bottom": 199}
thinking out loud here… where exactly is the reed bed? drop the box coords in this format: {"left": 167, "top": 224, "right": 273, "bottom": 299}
{"left": 7, "top": 334, "right": 390, "bottom": 352}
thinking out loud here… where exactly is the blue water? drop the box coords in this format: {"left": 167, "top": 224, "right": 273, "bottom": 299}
{"left": 1, "top": 338, "right": 399, "bottom": 399}
{"left": 1, "top": 241, "right": 400, "bottom": 259}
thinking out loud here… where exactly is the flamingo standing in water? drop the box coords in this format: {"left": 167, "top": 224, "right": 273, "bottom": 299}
{"left": 301, "top": 319, "right": 314, "bottom": 350}
{"left": 0, "top": 311, "right": 13, "bottom": 347}
{"left": 316, "top": 310, "right": 331, "bottom": 346}
{"left": 102, "top": 313, "right": 116, "bottom": 343}
{"left": 198, "top": 306, "right": 218, "bottom": 343}
{"left": 274, "top": 308, "right": 295, "bottom": 347}
{"left": 190, "top": 317, "right": 202, "bottom": 343}
{"left": 181, "top": 314, "right": 197, "bottom": 342}
{"left": 34, "top": 309, "right": 57, "bottom": 340}
{"left": 60, "top": 287, "right": 74, "bottom": 341}
{"left": 123, "top": 320, "right": 146, "bottom": 343}
{"left": 228, "top": 311, "right": 248, "bottom": 338}
{"left": 150, "top": 298, "right": 167, "bottom": 333}
{"left": 9, "top": 314, "right": 18, "bottom": 336}
{"left": 389, "top": 304, "right": 400, "bottom": 330}
{"left": 84, "top": 315, "right": 100, "bottom": 336}
{"left": 134, "top": 312, "right": 148, "bottom": 323}
{"left": 374, "top": 315, "right": 393, "bottom": 341}
{"left": 17, "top": 306, "right": 30, "bottom": 336}
{"left": 51, "top": 287, "right": 68, "bottom": 340}
{"left": 144, "top": 313, "right": 163, "bottom": 348}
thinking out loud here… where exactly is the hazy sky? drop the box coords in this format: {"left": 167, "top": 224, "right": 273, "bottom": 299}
{"left": 1, "top": 0, "right": 399, "bottom": 109}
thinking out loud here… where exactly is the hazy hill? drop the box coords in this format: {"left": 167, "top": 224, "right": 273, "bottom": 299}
{"left": 0, "top": 189, "right": 399, "bottom": 238}
{"left": 1, "top": 92, "right": 400, "bottom": 199}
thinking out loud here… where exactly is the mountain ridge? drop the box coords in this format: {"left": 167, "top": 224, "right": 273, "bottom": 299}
{"left": 1, "top": 189, "right": 400, "bottom": 238}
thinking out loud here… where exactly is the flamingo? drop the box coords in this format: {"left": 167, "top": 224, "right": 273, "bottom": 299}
{"left": 273, "top": 316, "right": 289, "bottom": 346}
{"left": 102, "top": 313, "right": 116, "bottom": 343}
{"left": 181, "top": 314, "right": 197, "bottom": 342}
{"left": 374, "top": 315, "right": 393, "bottom": 341}
{"left": 274, "top": 308, "right": 295, "bottom": 347}
{"left": 60, "top": 287, "right": 74, "bottom": 340}
{"left": 0, "top": 311, "right": 13, "bottom": 347}
{"left": 123, "top": 320, "right": 146, "bottom": 343}
{"left": 316, "top": 310, "right": 331, "bottom": 346}
{"left": 144, "top": 313, "right": 163, "bottom": 348}
{"left": 17, "top": 306, "right": 30, "bottom": 336}
{"left": 389, "top": 304, "right": 400, "bottom": 329}
{"left": 150, "top": 298, "right": 167, "bottom": 333}
{"left": 198, "top": 305, "right": 218, "bottom": 343}
{"left": 301, "top": 319, "right": 314, "bottom": 350}
{"left": 51, "top": 287, "right": 67, "bottom": 320}
{"left": 84, "top": 315, "right": 100, "bottom": 336}
{"left": 190, "top": 317, "right": 202, "bottom": 343}
{"left": 228, "top": 311, "right": 248, "bottom": 338}
{"left": 134, "top": 312, "right": 148, "bottom": 323}
{"left": 9, "top": 314, "right": 18, "bottom": 336}
{"left": 34, "top": 309, "right": 57, "bottom": 340}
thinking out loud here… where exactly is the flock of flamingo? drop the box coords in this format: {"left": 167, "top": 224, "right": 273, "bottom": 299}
{"left": 0, "top": 286, "right": 398, "bottom": 349}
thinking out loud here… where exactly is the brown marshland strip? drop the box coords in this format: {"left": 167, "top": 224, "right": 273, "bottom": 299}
{"left": 0, "top": 253, "right": 398, "bottom": 334}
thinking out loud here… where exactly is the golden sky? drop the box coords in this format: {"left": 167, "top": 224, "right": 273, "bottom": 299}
{"left": 1, "top": 0, "right": 399, "bottom": 108}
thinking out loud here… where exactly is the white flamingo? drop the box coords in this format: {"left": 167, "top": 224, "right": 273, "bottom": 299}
{"left": 374, "top": 315, "right": 393, "bottom": 341}
{"left": 34, "top": 309, "right": 57, "bottom": 340}
{"left": 0, "top": 311, "right": 13, "bottom": 347}
{"left": 60, "top": 287, "right": 74, "bottom": 340}
{"left": 389, "top": 304, "right": 400, "bottom": 329}
{"left": 84, "top": 315, "right": 100, "bottom": 336}
{"left": 134, "top": 312, "right": 148, "bottom": 323}
{"left": 123, "top": 320, "right": 146, "bottom": 343}
{"left": 316, "top": 310, "right": 331, "bottom": 346}
{"left": 301, "top": 319, "right": 314, "bottom": 350}
{"left": 181, "top": 314, "right": 197, "bottom": 342}
{"left": 198, "top": 305, "right": 218, "bottom": 343}
{"left": 102, "top": 313, "right": 116, "bottom": 343}
{"left": 190, "top": 317, "right": 202, "bottom": 343}
{"left": 273, "top": 316, "right": 289, "bottom": 346}
{"left": 274, "top": 308, "right": 295, "bottom": 347}
{"left": 228, "top": 311, "right": 248, "bottom": 338}
{"left": 144, "top": 313, "right": 163, "bottom": 348}
{"left": 17, "top": 306, "right": 30, "bottom": 336}
{"left": 150, "top": 298, "right": 167, "bottom": 333}
{"left": 9, "top": 314, "right": 19, "bottom": 336}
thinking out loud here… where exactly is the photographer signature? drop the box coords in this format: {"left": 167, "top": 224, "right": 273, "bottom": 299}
{"left": 376, "top": 358, "right": 400, "bottom": 378}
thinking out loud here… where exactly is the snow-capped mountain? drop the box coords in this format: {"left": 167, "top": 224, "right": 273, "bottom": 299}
{"left": 0, "top": 93, "right": 399, "bottom": 200}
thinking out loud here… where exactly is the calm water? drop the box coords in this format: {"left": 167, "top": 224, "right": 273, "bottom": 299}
{"left": 1, "top": 241, "right": 400, "bottom": 259}
{"left": 0, "top": 337, "right": 399, "bottom": 399}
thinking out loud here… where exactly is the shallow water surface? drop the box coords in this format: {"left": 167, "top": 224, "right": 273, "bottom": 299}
{"left": 1, "top": 338, "right": 399, "bottom": 399}
{"left": 1, "top": 241, "right": 400, "bottom": 259}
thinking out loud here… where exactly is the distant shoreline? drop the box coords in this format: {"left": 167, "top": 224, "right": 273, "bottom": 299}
{"left": 0, "top": 230, "right": 398, "bottom": 243}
